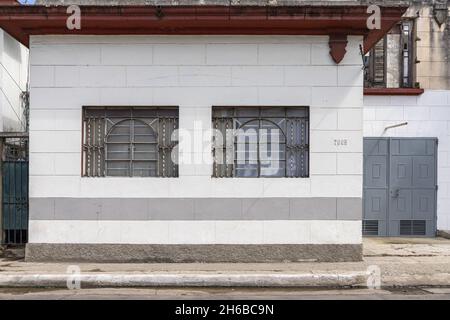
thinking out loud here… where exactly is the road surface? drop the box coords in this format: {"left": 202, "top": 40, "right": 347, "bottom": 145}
{"left": 0, "top": 287, "right": 449, "bottom": 300}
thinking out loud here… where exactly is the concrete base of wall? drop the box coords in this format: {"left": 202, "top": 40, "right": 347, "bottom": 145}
{"left": 437, "top": 230, "right": 450, "bottom": 240}
{"left": 25, "top": 244, "right": 363, "bottom": 263}
{"left": 0, "top": 246, "right": 25, "bottom": 260}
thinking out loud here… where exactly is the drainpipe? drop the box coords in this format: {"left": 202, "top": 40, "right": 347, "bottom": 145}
{"left": 21, "top": 91, "right": 29, "bottom": 133}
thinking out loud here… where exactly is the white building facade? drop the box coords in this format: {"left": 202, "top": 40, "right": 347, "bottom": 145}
{"left": 26, "top": 34, "right": 364, "bottom": 262}
{"left": 0, "top": 2, "right": 408, "bottom": 262}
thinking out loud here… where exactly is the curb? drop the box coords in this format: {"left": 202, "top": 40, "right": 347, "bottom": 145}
{"left": 0, "top": 273, "right": 369, "bottom": 288}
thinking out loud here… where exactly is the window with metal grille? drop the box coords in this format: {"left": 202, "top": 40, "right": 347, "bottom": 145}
{"left": 364, "top": 19, "right": 416, "bottom": 89}
{"left": 212, "top": 107, "right": 309, "bottom": 178}
{"left": 365, "top": 36, "right": 387, "bottom": 88}
{"left": 82, "top": 107, "right": 178, "bottom": 177}
{"left": 401, "top": 20, "right": 414, "bottom": 88}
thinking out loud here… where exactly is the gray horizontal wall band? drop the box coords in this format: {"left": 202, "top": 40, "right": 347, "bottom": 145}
{"left": 25, "top": 244, "right": 363, "bottom": 263}
{"left": 30, "top": 197, "right": 362, "bottom": 221}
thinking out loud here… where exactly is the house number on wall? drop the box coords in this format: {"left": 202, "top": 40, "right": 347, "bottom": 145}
{"left": 334, "top": 139, "right": 349, "bottom": 146}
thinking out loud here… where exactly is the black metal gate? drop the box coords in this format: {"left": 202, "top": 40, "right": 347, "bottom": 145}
{"left": 1, "top": 136, "right": 29, "bottom": 245}
{"left": 2, "top": 161, "right": 28, "bottom": 244}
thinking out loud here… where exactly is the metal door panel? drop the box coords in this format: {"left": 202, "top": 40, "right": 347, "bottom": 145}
{"left": 363, "top": 137, "right": 437, "bottom": 237}
{"left": 390, "top": 156, "right": 413, "bottom": 188}
{"left": 389, "top": 189, "right": 413, "bottom": 221}
{"left": 364, "top": 138, "right": 389, "bottom": 156}
{"left": 426, "top": 220, "right": 436, "bottom": 237}
{"left": 364, "top": 189, "right": 387, "bottom": 220}
{"left": 390, "top": 138, "right": 433, "bottom": 156}
{"left": 364, "top": 155, "right": 388, "bottom": 188}
{"left": 363, "top": 189, "right": 387, "bottom": 235}
{"left": 412, "top": 156, "right": 436, "bottom": 187}
{"left": 388, "top": 220, "right": 402, "bottom": 237}
{"left": 412, "top": 189, "right": 435, "bottom": 220}
{"left": 363, "top": 138, "right": 389, "bottom": 236}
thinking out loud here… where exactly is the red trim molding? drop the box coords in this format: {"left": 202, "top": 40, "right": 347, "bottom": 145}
{"left": 0, "top": 4, "right": 407, "bottom": 64}
{"left": 0, "top": 0, "right": 19, "bottom": 5}
{"left": 364, "top": 88, "right": 425, "bottom": 96}
{"left": 329, "top": 34, "right": 348, "bottom": 64}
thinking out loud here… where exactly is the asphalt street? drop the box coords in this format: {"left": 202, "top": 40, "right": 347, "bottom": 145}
{"left": 0, "top": 287, "right": 449, "bottom": 300}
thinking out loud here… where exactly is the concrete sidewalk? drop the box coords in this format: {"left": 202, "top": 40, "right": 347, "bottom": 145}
{"left": 0, "top": 238, "right": 449, "bottom": 288}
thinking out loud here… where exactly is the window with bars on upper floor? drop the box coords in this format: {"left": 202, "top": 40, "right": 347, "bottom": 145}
{"left": 82, "top": 106, "right": 178, "bottom": 178}
{"left": 212, "top": 106, "right": 309, "bottom": 178}
{"left": 364, "top": 19, "right": 417, "bottom": 89}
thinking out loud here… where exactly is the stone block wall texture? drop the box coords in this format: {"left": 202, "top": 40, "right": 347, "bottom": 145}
{"left": 28, "top": 35, "right": 364, "bottom": 246}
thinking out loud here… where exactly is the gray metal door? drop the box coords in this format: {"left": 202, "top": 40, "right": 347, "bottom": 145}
{"left": 363, "top": 138, "right": 437, "bottom": 237}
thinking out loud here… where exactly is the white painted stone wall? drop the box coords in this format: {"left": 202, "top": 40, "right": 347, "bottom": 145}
{"left": 0, "top": 29, "right": 29, "bottom": 132}
{"left": 29, "top": 35, "right": 364, "bottom": 244}
{"left": 29, "top": 220, "right": 362, "bottom": 245}
{"left": 364, "top": 90, "right": 450, "bottom": 231}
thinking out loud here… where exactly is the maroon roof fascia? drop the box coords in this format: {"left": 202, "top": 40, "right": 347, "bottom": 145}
{"left": 0, "top": 4, "right": 407, "bottom": 52}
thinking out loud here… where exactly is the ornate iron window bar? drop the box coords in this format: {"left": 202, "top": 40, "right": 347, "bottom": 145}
{"left": 212, "top": 107, "right": 309, "bottom": 178}
{"left": 82, "top": 107, "right": 178, "bottom": 177}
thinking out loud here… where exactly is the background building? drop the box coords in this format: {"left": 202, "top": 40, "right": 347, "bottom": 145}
{"left": 0, "top": 29, "right": 28, "bottom": 133}
{"left": 363, "top": 0, "right": 450, "bottom": 234}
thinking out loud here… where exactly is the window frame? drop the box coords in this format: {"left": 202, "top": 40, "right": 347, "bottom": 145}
{"left": 81, "top": 106, "right": 179, "bottom": 178}
{"left": 366, "top": 35, "right": 387, "bottom": 88}
{"left": 400, "top": 19, "right": 415, "bottom": 88}
{"left": 364, "top": 18, "right": 417, "bottom": 90}
{"left": 211, "top": 106, "right": 310, "bottom": 179}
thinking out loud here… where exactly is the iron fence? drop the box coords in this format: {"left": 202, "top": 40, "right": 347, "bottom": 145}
{"left": 1, "top": 136, "right": 29, "bottom": 245}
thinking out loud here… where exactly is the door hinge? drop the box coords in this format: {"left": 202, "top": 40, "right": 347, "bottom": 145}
{"left": 436, "top": 185, "right": 439, "bottom": 191}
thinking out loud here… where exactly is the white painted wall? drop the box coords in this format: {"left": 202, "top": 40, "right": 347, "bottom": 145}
{"left": 28, "top": 35, "right": 364, "bottom": 245}
{"left": 29, "top": 220, "right": 362, "bottom": 245}
{"left": 0, "top": 29, "right": 29, "bottom": 132}
{"left": 29, "top": 35, "right": 364, "bottom": 200}
{"left": 364, "top": 90, "right": 450, "bottom": 230}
